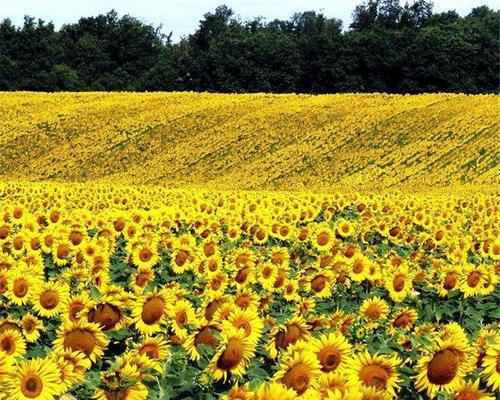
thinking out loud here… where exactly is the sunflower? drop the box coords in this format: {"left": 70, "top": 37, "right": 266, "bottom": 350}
{"left": 6, "top": 272, "right": 37, "bottom": 307}
{"left": 53, "top": 319, "right": 109, "bottom": 362}
{"left": 232, "top": 263, "right": 256, "bottom": 289}
{"left": 481, "top": 342, "right": 499, "bottom": 392}
{"left": 387, "top": 307, "right": 418, "bottom": 335}
{"left": 0, "top": 329, "right": 26, "bottom": 358}
{"left": 258, "top": 263, "right": 278, "bottom": 291}
{"left": 310, "top": 371, "right": 362, "bottom": 400}
{"left": 205, "top": 272, "right": 228, "bottom": 298}
{"left": 359, "top": 297, "right": 390, "bottom": 329}
{"left": 349, "top": 255, "right": 370, "bottom": 283}
{"left": 169, "top": 299, "right": 197, "bottom": 340}
{"left": 220, "top": 307, "right": 263, "bottom": 345}
{"left": 208, "top": 328, "right": 256, "bottom": 381}
{"left": 252, "top": 226, "right": 268, "bottom": 245}
{"left": 222, "top": 383, "right": 253, "bottom": 400}
{"left": 273, "top": 346, "right": 321, "bottom": 396}
{"left": 266, "top": 316, "right": 310, "bottom": 359}
{"left": 461, "top": 264, "right": 488, "bottom": 298}
{"left": 64, "top": 293, "right": 91, "bottom": 323}
{"left": 435, "top": 266, "right": 461, "bottom": 297}
{"left": 415, "top": 339, "right": 475, "bottom": 398}
{"left": 132, "top": 289, "right": 170, "bottom": 335}
{"left": 357, "top": 387, "right": 390, "bottom": 400}
{"left": 5, "top": 357, "right": 62, "bottom": 400}
{"left": 233, "top": 289, "right": 260, "bottom": 311}
{"left": 252, "top": 382, "right": 297, "bottom": 400}
{"left": 130, "top": 265, "right": 155, "bottom": 294}
{"left": 311, "top": 332, "right": 353, "bottom": 373}
{"left": 312, "top": 223, "right": 336, "bottom": 252}
{"left": 93, "top": 382, "right": 148, "bottom": 400}
{"left": 0, "top": 270, "right": 8, "bottom": 297}
{"left": 132, "top": 241, "right": 160, "bottom": 269}
{"left": 346, "top": 352, "right": 401, "bottom": 398}
{"left": 86, "top": 297, "right": 130, "bottom": 331}
{"left": 452, "top": 379, "right": 495, "bottom": 400}
{"left": 133, "top": 335, "right": 170, "bottom": 368}
{"left": 384, "top": 264, "right": 413, "bottom": 302}
{"left": 184, "top": 325, "right": 221, "bottom": 361}
{"left": 282, "top": 279, "right": 300, "bottom": 302}
{"left": 201, "top": 255, "right": 224, "bottom": 278}
{"left": 32, "top": 280, "right": 70, "bottom": 318}
{"left": 52, "top": 240, "right": 73, "bottom": 266}
{"left": 226, "top": 225, "right": 241, "bottom": 243}
{"left": 21, "top": 314, "right": 42, "bottom": 343}
{"left": 335, "top": 219, "right": 355, "bottom": 238}
{"left": 268, "top": 247, "right": 290, "bottom": 269}
{"left": 52, "top": 350, "right": 91, "bottom": 386}
{"left": 171, "top": 247, "right": 197, "bottom": 275}
{"left": 308, "top": 270, "right": 334, "bottom": 298}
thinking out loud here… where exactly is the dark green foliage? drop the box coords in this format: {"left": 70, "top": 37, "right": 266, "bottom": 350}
{"left": 0, "top": 1, "right": 498, "bottom": 93}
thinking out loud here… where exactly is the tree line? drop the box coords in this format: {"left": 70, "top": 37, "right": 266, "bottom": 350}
{"left": 0, "top": 0, "right": 498, "bottom": 93}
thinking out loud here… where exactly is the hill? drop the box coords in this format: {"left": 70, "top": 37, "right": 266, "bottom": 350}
{"left": 0, "top": 92, "right": 498, "bottom": 191}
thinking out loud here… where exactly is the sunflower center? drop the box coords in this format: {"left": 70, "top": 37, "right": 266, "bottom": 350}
{"left": 69, "top": 302, "right": 85, "bottom": 321}
{"left": 88, "top": 303, "right": 122, "bottom": 330}
{"left": 319, "top": 348, "right": 341, "bottom": 372}
{"left": 0, "top": 322, "right": 19, "bottom": 333}
{"left": 205, "top": 300, "right": 220, "bottom": 321}
{"left": 13, "top": 280, "right": 28, "bottom": 297}
{"left": 211, "top": 277, "right": 222, "bottom": 290}
{"left": 1, "top": 337, "right": 14, "bottom": 354}
{"left": 393, "top": 313, "right": 412, "bottom": 328}
{"left": 139, "top": 344, "right": 160, "bottom": 359}
{"left": 40, "top": 290, "right": 59, "bottom": 310}
{"left": 392, "top": 275, "right": 405, "bottom": 292}
{"left": 281, "top": 362, "right": 310, "bottom": 395}
{"left": 176, "top": 310, "right": 187, "bottom": 327}
{"left": 70, "top": 232, "right": 83, "bottom": 246}
{"left": 235, "top": 267, "right": 249, "bottom": 284}
{"left": 135, "top": 272, "right": 150, "bottom": 287}
{"left": 204, "top": 243, "right": 215, "bottom": 257}
{"left": 496, "top": 354, "right": 500, "bottom": 373}
{"left": 359, "top": 364, "right": 389, "bottom": 390}
{"left": 443, "top": 273, "right": 457, "bottom": 290}
{"left": 427, "top": 349, "right": 460, "bottom": 385}
{"left": 365, "top": 305, "right": 382, "bottom": 320}
{"left": 24, "top": 320, "right": 35, "bottom": 333}
{"left": 194, "top": 326, "right": 219, "bottom": 347}
{"left": 63, "top": 329, "right": 96, "bottom": 356}
{"left": 262, "top": 267, "right": 272, "bottom": 278}
{"left": 455, "top": 393, "right": 479, "bottom": 400}
{"left": 57, "top": 244, "right": 70, "bottom": 259}
{"left": 13, "top": 237, "right": 23, "bottom": 250}
{"left": 21, "top": 375, "right": 43, "bottom": 398}
{"left": 466, "top": 271, "right": 481, "bottom": 288}
{"left": 142, "top": 297, "right": 165, "bottom": 325}
{"left": 317, "top": 232, "right": 330, "bottom": 246}
{"left": 352, "top": 260, "right": 364, "bottom": 274}
{"left": 139, "top": 248, "right": 153, "bottom": 262}
{"left": 311, "top": 276, "right": 326, "bottom": 292}
{"left": 216, "top": 337, "right": 243, "bottom": 370}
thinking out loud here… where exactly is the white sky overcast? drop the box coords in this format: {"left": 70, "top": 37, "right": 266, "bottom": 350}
{"left": 0, "top": 0, "right": 497, "bottom": 42}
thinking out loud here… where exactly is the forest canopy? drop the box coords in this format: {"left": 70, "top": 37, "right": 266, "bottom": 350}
{"left": 0, "top": 0, "right": 498, "bottom": 93}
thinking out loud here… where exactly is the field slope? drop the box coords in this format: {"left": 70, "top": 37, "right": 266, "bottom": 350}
{"left": 0, "top": 92, "right": 498, "bottom": 191}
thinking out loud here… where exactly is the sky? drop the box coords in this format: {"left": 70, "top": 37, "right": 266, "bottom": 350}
{"left": 0, "top": 0, "right": 497, "bottom": 42}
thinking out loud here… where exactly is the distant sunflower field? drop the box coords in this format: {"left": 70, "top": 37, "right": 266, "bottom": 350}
{"left": 0, "top": 93, "right": 498, "bottom": 400}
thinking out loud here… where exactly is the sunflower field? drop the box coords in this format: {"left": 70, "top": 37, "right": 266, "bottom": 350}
{"left": 0, "top": 93, "right": 498, "bottom": 400}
